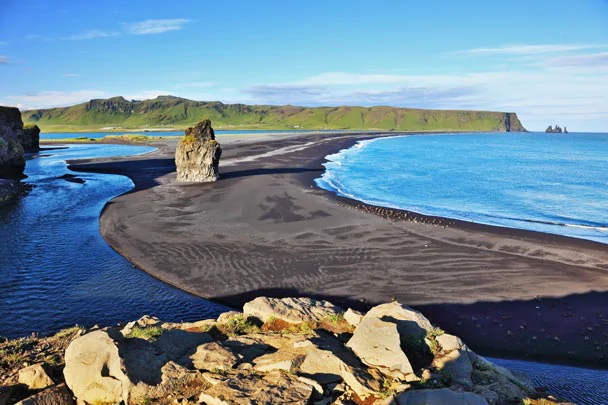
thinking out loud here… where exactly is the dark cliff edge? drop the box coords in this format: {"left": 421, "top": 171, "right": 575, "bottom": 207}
{"left": 0, "top": 106, "right": 30, "bottom": 204}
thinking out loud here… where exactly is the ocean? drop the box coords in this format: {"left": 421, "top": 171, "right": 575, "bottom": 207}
{"left": 316, "top": 132, "right": 608, "bottom": 244}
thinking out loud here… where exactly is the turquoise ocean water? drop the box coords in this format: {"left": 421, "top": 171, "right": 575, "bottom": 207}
{"left": 316, "top": 133, "right": 608, "bottom": 244}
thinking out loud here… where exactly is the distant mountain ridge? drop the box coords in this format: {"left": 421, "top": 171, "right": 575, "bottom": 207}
{"left": 21, "top": 95, "right": 527, "bottom": 132}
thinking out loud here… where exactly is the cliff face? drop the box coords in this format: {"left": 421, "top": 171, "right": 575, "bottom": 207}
{"left": 21, "top": 96, "right": 528, "bottom": 132}
{"left": 504, "top": 112, "right": 527, "bottom": 132}
{"left": 0, "top": 106, "right": 26, "bottom": 178}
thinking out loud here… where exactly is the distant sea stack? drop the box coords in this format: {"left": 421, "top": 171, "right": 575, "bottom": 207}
{"left": 0, "top": 106, "right": 26, "bottom": 178}
{"left": 545, "top": 125, "right": 567, "bottom": 133}
{"left": 175, "top": 119, "right": 222, "bottom": 182}
{"left": 21, "top": 95, "right": 527, "bottom": 133}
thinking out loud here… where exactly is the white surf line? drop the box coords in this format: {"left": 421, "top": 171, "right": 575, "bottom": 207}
{"left": 222, "top": 141, "right": 318, "bottom": 166}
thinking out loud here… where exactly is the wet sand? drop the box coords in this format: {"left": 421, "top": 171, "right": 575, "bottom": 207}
{"left": 68, "top": 132, "right": 608, "bottom": 367}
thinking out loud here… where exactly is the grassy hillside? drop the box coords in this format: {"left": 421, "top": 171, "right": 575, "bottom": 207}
{"left": 21, "top": 95, "right": 527, "bottom": 132}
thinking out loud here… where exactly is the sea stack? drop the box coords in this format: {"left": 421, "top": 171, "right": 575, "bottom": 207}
{"left": 0, "top": 106, "right": 26, "bottom": 178}
{"left": 175, "top": 119, "right": 222, "bottom": 182}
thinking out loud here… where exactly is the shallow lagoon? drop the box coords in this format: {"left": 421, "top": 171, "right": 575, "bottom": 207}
{"left": 0, "top": 144, "right": 229, "bottom": 339}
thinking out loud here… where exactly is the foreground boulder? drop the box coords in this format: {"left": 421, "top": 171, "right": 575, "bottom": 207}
{"left": 18, "top": 363, "right": 54, "bottom": 390}
{"left": 14, "top": 383, "right": 74, "bottom": 405}
{"left": 63, "top": 330, "right": 130, "bottom": 404}
{"left": 52, "top": 298, "right": 571, "bottom": 405}
{"left": 346, "top": 316, "right": 415, "bottom": 379}
{"left": 20, "top": 124, "right": 40, "bottom": 152}
{"left": 199, "top": 370, "right": 314, "bottom": 405}
{"left": 243, "top": 296, "right": 344, "bottom": 324}
{"left": 175, "top": 119, "right": 222, "bottom": 182}
{"left": 0, "top": 106, "right": 26, "bottom": 177}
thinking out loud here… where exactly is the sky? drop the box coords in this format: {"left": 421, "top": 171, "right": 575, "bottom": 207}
{"left": 0, "top": 0, "right": 607, "bottom": 131}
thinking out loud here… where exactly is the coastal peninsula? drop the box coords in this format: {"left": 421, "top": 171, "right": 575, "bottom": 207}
{"left": 21, "top": 96, "right": 527, "bottom": 133}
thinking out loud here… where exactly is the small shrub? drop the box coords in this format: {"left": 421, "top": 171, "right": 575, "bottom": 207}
{"left": 126, "top": 326, "right": 163, "bottom": 341}
{"left": 219, "top": 315, "right": 260, "bottom": 336}
{"left": 426, "top": 327, "right": 445, "bottom": 339}
{"left": 325, "top": 313, "right": 344, "bottom": 323}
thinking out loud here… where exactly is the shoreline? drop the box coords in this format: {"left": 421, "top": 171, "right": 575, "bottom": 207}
{"left": 66, "top": 131, "right": 608, "bottom": 368}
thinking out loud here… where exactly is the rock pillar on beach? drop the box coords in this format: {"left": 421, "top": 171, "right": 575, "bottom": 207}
{"left": 175, "top": 119, "right": 222, "bottom": 182}
{"left": 0, "top": 106, "right": 26, "bottom": 178}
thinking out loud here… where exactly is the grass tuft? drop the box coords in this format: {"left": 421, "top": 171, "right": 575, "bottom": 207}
{"left": 126, "top": 326, "right": 164, "bottom": 341}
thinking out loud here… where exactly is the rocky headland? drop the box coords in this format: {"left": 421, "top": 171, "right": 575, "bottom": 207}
{"left": 22, "top": 95, "right": 527, "bottom": 133}
{"left": 0, "top": 297, "right": 572, "bottom": 405}
{"left": 0, "top": 106, "right": 26, "bottom": 178}
{"left": 0, "top": 106, "right": 34, "bottom": 205}
{"left": 175, "top": 120, "right": 222, "bottom": 182}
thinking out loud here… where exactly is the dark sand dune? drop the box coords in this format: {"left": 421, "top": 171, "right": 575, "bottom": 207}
{"left": 69, "top": 132, "right": 608, "bottom": 366}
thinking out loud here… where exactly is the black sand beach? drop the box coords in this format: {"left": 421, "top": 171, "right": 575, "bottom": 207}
{"left": 66, "top": 132, "right": 608, "bottom": 367}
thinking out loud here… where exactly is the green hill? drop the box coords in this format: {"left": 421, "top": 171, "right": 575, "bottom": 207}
{"left": 21, "top": 95, "right": 527, "bottom": 132}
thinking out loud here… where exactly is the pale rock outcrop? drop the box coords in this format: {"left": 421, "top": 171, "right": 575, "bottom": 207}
{"left": 393, "top": 388, "right": 489, "bottom": 405}
{"left": 364, "top": 301, "right": 434, "bottom": 342}
{"left": 343, "top": 308, "right": 363, "bottom": 327}
{"left": 120, "top": 314, "right": 160, "bottom": 336}
{"left": 0, "top": 106, "right": 25, "bottom": 178}
{"left": 198, "top": 370, "right": 313, "bottom": 405}
{"left": 154, "top": 329, "right": 212, "bottom": 361}
{"left": 14, "top": 383, "right": 74, "bottom": 405}
{"left": 346, "top": 317, "right": 414, "bottom": 379}
{"left": 243, "top": 296, "right": 344, "bottom": 324}
{"left": 436, "top": 333, "right": 466, "bottom": 352}
{"left": 129, "top": 361, "right": 209, "bottom": 404}
{"left": 162, "top": 318, "right": 216, "bottom": 332}
{"left": 18, "top": 363, "right": 54, "bottom": 390}
{"left": 55, "top": 299, "right": 551, "bottom": 405}
{"left": 216, "top": 311, "right": 243, "bottom": 324}
{"left": 63, "top": 330, "right": 130, "bottom": 405}
{"left": 223, "top": 335, "right": 270, "bottom": 363}
{"left": 299, "top": 347, "right": 378, "bottom": 399}
{"left": 175, "top": 119, "right": 222, "bottom": 182}
{"left": 190, "top": 342, "right": 239, "bottom": 371}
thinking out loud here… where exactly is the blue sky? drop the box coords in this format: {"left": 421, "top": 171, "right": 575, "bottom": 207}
{"left": 0, "top": 0, "right": 607, "bottom": 131}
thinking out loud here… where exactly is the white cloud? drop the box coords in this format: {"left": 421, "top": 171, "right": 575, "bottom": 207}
{"left": 546, "top": 52, "right": 608, "bottom": 68}
{"left": 239, "top": 66, "right": 608, "bottom": 131}
{"left": 125, "top": 19, "right": 190, "bottom": 35}
{"left": 1, "top": 90, "right": 108, "bottom": 110}
{"left": 0, "top": 56, "right": 8, "bottom": 64}
{"left": 455, "top": 44, "right": 606, "bottom": 56}
{"left": 64, "top": 30, "right": 119, "bottom": 40}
